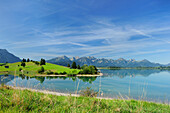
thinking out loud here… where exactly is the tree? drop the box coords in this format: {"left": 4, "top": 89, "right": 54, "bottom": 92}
{"left": 40, "top": 58, "right": 46, "bottom": 65}
{"left": 21, "top": 62, "right": 26, "bottom": 67}
{"left": 38, "top": 66, "right": 45, "bottom": 73}
{"left": 71, "top": 61, "right": 77, "bottom": 69}
{"left": 77, "top": 65, "right": 81, "bottom": 69}
{"left": 27, "top": 58, "right": 30, "bottom": 62}
{"left": 67, "top": 63, "right": 70, "bottom": 67}
{"left": 22, "top": 58, "right": 26, "bottom": 62}
{"left": 79, "top": 65, "right": 98, "bottom": 74}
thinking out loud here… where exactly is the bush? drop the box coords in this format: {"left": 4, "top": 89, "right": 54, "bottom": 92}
{"left": 80, "top": 87, "right": 98, "bottom": 97}
{"left": 67, "top": 64, "right": 70, "bottom": 67}
{"left": 46, "top": 70, "right": 54, "bottom": 75}
{"left": 34, "top": 61, "right": 40, "bottom": 65}
{"left": 19, "top": 68, "right": 22, "bottom": 71}
{"left": 79, "top": 65, "right": 98, "bottom": 74}
{"left": 38, "top": 66, "right": 45, "bottom": 74}
{"left": 54, "top": 72, "right": 58, "bottom": 75}
{"left": 21, "top": 62, "right": 26, "bottom": 67}
{"left": 60, "top": 71, "right": 67, "bottom": 75}
{"left": 67, "top": 73, "right": 76, "bottom": 76}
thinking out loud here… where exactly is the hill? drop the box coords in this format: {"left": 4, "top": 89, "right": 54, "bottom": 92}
{"left": 0, "top": 49, "right": 21, "bottom": 63}
{"left": 0, "top": 62, "right": 80, "bottom": 76}
{"left": 47, "top": 56, "right": 163, "bottom": 67}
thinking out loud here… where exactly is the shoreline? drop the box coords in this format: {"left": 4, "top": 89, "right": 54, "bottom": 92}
{"left": 36, "top": 72, "right": 103, "bottom": 77}
{"left": 10, "top": 86, "right": 169, "bottom": 105}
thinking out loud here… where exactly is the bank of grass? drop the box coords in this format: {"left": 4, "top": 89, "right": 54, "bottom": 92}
{"left": 0, "top": 62, "right": 80, "bottom": 76}
{"left": 0, "top": 85, "right": 169, "bottom": 113}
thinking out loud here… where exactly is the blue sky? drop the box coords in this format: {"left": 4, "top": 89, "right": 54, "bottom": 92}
{"left": 0, "top": 0, "right": 170, "bottom": 64}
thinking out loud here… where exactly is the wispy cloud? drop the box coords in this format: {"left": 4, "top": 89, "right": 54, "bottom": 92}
{"left": 1, "top": 0, "right": 170, "bottom": 63}
{"left": 8, "top": 18, "right": 170, "bottom": 59}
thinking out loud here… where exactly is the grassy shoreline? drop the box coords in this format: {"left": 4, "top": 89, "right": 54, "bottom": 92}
{"left": 0, "top": 85, "right": 170, "bottom": 112}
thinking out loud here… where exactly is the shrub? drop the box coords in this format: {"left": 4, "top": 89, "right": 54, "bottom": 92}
{"left": 79, "top": 65, "right": 98, "bottom": 74}
{"left": 67, "top": 64, "right": 70, "bottom": 67}
{"left": 80, "top": 87, "right": 98, "bottom": 97}
{"left": 34, "top": 61, "right": 40, "bottom": 65}
{"left": 67, "top": 73, "right": 76, "bottom": 76}
{"left": 21, "top": 62, "right": 26, "bottom": 67}
{"left": 46, "top": 70, "right": 54, "bottom": 75}
{"left": 54, "top": 72, "right": 58, "bottom": 75}
{"left": 38, "top": 66, "right": 45, "bottom": 74}
{"left": 19, "top": 67, "right": 22, "bottom": 71}
{"left": 60, "top": 71, "right": 67, "bottom": 75}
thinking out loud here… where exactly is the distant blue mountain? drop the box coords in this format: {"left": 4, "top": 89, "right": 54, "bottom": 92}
{"left": 47, "top": 56, "right": 166, "bottom": 67}
{"left": 0, "top": 49, "right": 21, "bottom": 63}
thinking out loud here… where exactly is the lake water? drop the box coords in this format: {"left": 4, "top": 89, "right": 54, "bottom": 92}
{"left": 1, "top": 69, "right": 170, "bottom": 103}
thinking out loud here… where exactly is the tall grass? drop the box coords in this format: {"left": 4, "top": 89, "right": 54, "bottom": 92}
{"left": 0, "top": 85, "right": 170, "bottom": 112}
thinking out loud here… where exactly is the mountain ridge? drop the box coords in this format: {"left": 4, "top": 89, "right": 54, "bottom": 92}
{"left": 0, "top": 49, "right": 21, "bottom": 63}
{"left": 47, "top": 55, "right": 167, "bottom": 67}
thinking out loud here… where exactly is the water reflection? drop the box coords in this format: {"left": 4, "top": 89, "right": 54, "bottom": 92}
{"left": 0, "top": 74, "right": 17, "bottom": 84}
{"left": 1, "top": 69, "right": 169, "bottom": 84}
{"left": 1, "top": 69, "right": 170, "bottom": 102}
{"left": 13, "top": 74, "right": 97, "bottom": 84}
{"left": 100, "top": 69, "right": 170, "bottom": 78}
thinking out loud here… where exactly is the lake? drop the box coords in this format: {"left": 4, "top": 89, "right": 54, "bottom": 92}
{"left": 1, "top": 69, "right": 170, "bottom": 103}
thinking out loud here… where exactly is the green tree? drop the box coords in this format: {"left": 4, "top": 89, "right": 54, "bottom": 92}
{"left": 40, "top": 58, "right": 46, "bottom": 65}
{"left": 27, "top": 58, "right": 30, "bottom": 62}
{"left": 77, "top": 65, "right": 81, "bottom": 69}
{"left": 22, "top": 58, "right": 26, "bottom": 62}
{"left": 21, "top": 62, "right": 26, "bottom": 67}
{"left": 38, "top": 66, "right": 45, "bottom": 73}
{"left": 67, "top": 63, "right": 70, "bottom": 67}
{"left": 71, "top": 61, "right": 77, "bottom": 69}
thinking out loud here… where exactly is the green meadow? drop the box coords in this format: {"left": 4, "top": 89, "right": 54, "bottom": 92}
{"left": 0, "top": 62, "right": 80, "bottom": 76}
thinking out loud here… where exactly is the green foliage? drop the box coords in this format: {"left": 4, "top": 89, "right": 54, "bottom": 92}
{"left": 67, "top": 63, "right": 70, "bottom": 67}
{"left": 33, "top": 61, "right": 40, "bottom": 65}
{"left": 19, "top": 67, "right": 22, "bottom": 71}
{"left": 60, "top": 71, "right": 67, "bottom": 75}
{"left": 71, "top": 61, "right": 77, "bottom": 69}
{"left": 79, "top": 65, "right": 98, "bottom": 74}
{"left": 27, "top": 58, "right": 30, "bottom": 62}
{"left": 80, "top": 87, "right": 98, "bottom": 97}
{"left": 40, "top": 58, "right": 46, "bottom": 65}
{"left": 46, "top": 70, "right": 54, "bottom": 75}
{"left": 21, "top": 62, "right": 26, "bottom": 67}
{"left": 54, "top": 72, "right": 59, "bottom": 75}
{"left": 77, "top": 65, "right": 81, "bottom": 69}
{"left": 22, "top": 58, "right": 26, "bottom": 62}
{"left": 38, "top": 66, "right": 45, "bottom": 74}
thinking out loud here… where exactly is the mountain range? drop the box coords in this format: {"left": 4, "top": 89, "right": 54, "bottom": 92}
{"left": 0, "top": 49, "right": 169, "bottom": 67}
{"left": 47, "top": 56, "right": 164, "bottom": 67}
{"left": 0, "top": 49, "right": 21, "bottom": 63}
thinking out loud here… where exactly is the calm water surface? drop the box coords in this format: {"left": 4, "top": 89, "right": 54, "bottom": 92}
{"left": 1, "top": 69, "right": 170, "bottom": 103}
